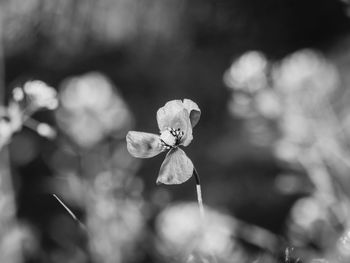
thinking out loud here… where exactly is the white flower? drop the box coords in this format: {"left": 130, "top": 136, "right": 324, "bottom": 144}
{"left": 224, "top": 51, "right": 268, "bottom": 93}
{"left": 156, "top": 202, "right": 234, "bottom": 257}
{"left": 272, "top": 49, "right": 339, "bottom": 110}
{"left": 23, "top": 80, "right": 58, "bottom": 110}
{"left": 56, "top": 72, "right": 133, "bottom": 148}
{"left": 126, "top": 99, "right": 201, "bottom": 185}
{"left": 12, "top": 87, "right": 24, "bottom": 102}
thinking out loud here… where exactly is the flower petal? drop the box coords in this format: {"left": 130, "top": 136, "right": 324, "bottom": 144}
{"left": 183, "top": 99, "right": 201, "bottom": 128}
{"left": 180, "top": 120, "right": 193, "bottom": 147}
{"left": 156, "top": 148, "right": 194, "bottom": 185}
{"left": 126, "top": 131, "right": 164, "bottom": 158}
{"left": 157, "top": 100, "right": 185, "bottom": 132}
{"left": 157, "top": 100, "right": 193, "bottom": 146}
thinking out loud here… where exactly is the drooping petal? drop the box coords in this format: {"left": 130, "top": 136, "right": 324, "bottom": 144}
{"left": 180, "top": 121, "right": 193, "bottom": 147}
{"left": 183, "top": 99, "right": 201, "bottom": 128}
{"left": 126, "top": 131, "right": 164, "bottom": 158}
{"left": 156, "top": 148, "right": 194, "bottom": 185}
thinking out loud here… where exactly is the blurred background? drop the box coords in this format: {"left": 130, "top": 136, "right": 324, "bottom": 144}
{"left": 1, "top": 0, "right": 350, "bottom": 262}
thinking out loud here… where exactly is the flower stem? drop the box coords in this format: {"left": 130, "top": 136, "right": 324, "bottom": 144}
{"left": 193, "top": 167, "right": 204, "bottom": 219}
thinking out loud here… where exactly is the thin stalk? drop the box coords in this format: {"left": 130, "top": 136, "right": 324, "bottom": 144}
{"left": 52, "top": 194, "right": 86, "bottom": 231}
{"left": 23, "top": 117, "right": 57, "bottom": 139}
{"left": 193, "top": 167, "right": 204, "bottom": 219}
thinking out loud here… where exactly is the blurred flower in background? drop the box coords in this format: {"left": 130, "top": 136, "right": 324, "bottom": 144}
{"left": 273, "top": 49, "right": 339, "bottom": 112}
{"left": 0, "top": 223, "right": 38, "bottom": 263}
{"left": 224, "top": 51, "right": 268, "bottom": 93}
{"left": 273, "top": 50, "right": 341, "bottom": 164}
{"left": 87, "top": 171, "right": 144, "bottom": 263}
{"left": 156, "top": 202, "right": 280, "bottom": 262}
{"left": 224, "top": 47, "right": 350, "bottom": 262}
{"left": 0, "top": 78, "right": 59, "bottom": 263}
{"left": 12, "top": 80, "right": 58, "bottom": 112}
{"left": 224, "top": 51, "right": 279, "bottom": 147}
{"left": 56, "top": 72, "right": 133, "bottom": 148}
{"left": 156, "top": 202, "right": 236, "bottom": 261}
{"left": 287, "top": 197, "right": 336, "bottom": 247}
{"left": 0, "top": 79, "right": 59, "bottom": 152}
{"left": 225, "top": 51, "right": 271, "bottom": 119}
{"left": 22, "top": 80, "right": 58, "bottom": 110}
{"left": 52, "top": 73, "right": 145, "bottom": 263}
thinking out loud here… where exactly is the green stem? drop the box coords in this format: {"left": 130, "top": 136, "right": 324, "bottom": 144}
{"left": 193, "top": 167, "right": 204, "bottom": 219}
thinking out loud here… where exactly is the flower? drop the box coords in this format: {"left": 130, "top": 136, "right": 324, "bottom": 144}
{"left": 156, "top": 202, "right": 234, "bottom": 257}
{"left": 56, "top": 72, "right": 133, "bottom": 148}
{"left": 272, "top": 49, "right": 339, "bottom": 110}
{"left": 22, "top": 80, "right": 58, "bottom": 110}
{"left": 224, "top": 51, "right": 268, "bottom": 93}
{"left": 126, "top": 99, "right": 200, "bottom": 185}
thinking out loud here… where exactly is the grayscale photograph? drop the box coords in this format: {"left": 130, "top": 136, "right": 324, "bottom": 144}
{"left": 0, "top": 1, "right": 350, "bottom": 263}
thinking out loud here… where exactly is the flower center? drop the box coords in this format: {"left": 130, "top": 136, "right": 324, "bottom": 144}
{"left": 160, "top": 128, "right": 184, "bottom": 149}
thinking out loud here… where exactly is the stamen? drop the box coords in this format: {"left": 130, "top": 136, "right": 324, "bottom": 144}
{"left": 160, "top": 127, "right": 184, "bottom": 148}
{"left": 160, "top": 140, "right": 172, "bottom": 150}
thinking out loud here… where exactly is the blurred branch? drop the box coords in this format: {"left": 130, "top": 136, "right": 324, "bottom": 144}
{"left": 0, "top": 2, "right": 15, "bottom": 227}
{"left": 0, "top": 4, "right": 24, "bottom": 263}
